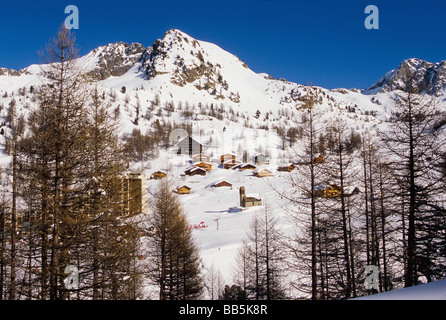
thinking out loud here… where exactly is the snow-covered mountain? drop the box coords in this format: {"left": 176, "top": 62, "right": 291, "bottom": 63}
{"left": 366, "top": 57, "right": 446, "bottom": 95}
{"left": 2, "top": 28, "right": 445, "bottom": 117}
{"left": 0, "top": 28, "right": 445, "bottom": 299}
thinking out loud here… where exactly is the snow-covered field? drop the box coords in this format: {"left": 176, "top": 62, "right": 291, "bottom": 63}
{"left": 353, "top": 278, "right": 446, "bottom": 300}
{"left": 141, "top": 129, "right": 296, "bottom": 286}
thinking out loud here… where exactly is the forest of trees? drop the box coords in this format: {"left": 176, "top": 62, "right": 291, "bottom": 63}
{"left": 0, "top": 27, "right": 205, "bottom": 300}
{"left": 271, "top": 86, "right": 446, "bottom": 299}
{"left": 0, "top": 26, "right": 445, "bottom": 300}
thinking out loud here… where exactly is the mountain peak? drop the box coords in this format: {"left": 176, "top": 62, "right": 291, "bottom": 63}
{"left": 368, "top": 58, "right": 446, "bottom": 95}
{"left": 141, "top": 28, "right": 261, "bottom": 104}
{"left": 163, "top": 28, "right": 192, "bottom": 39}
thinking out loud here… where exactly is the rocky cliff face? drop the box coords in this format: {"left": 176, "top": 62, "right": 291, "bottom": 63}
{"left": 141, "top": 29, "right": 238, "bottom": 100}
{"left": 0, "top": 67, "right": 24, "bottom": 77}
{"left": 367, "top": 58, "right": 446, "bottom": 95}
{"left": 83, "top": 42, "right": 146, "bottom": 81}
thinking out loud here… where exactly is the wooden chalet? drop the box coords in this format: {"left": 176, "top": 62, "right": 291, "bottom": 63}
{"left": 176, "top": 185, "right": 191, "bottom": 194}
{"left": 220, "top": 153, "right": 236, "bottom": 165}
{"left": 277, "top": 164, "right": 295, "bottom": 172}
{"left": 345, "top": 186, "right": 361, "bottom": 197}
{"left": 193, "top": 161, "right": 212, "bottom": 172}
{"left": 315, "top": 184, "right": 343, "bottom": 198}
{"left": 313, "top": 154, "right": 324, "bottom": 164}
{"left": 223, "top": 159, "right": 241, "bottom": 169}
{"left": 150, "top": 170, "right": 167, "bottom": 180}
{"left": 184, "top": 166, "right": 207, "bottom": 176}
{"left": 212, "top": 180, "right": 233, "bottom": 188}
{"left": 239, "top": 163, "right": 257, "bottom": 171}
{"left": 253, "top": 168, "right": 274, "bottom": 177}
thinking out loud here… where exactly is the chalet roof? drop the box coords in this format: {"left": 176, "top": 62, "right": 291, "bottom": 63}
{"left": 185, "top": 166, "right": 207, "bottom": 173}
{"left": 192, "top": 153, "right": 211, "bottom": 157}
{"left": 277, "top": 162, "right": 294, "bottom": 167}
{"left": 253, "top": 167, "right": 272, "bottom": 174}
{"left": 223, "top": 159, "right": 241, "bottom": 164}
{"left": 193, "top": 161, "right": 212, "bottom": 165}
{"left": 153, "top": 170, "right": 167, "bottom": 174}
{"left": 253, "top": 153, "right": 268, "bottom": 157}
{"left": 315, "top": 184, "right": 342, "bottom": 190}
{"left": 211, "top": 180, "right": 232, "bottom": 187}
{"left": 246, "top": 193, "right": 261, "bottom": 200}
{"left": 177, "top": 185, "right": 191, "bottom": 190}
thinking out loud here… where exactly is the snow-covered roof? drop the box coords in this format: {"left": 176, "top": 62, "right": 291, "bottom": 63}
{"left": 211, "top": 180, "right": 232, "bottom": 187}
{"left": 253, "top": 167, "right": 272, "bottom": 173}
{"left": 241, "top": 163, "right": 256, "bottom": 168}
{"left": 253, "top": 153, "right": 268, "bottom": 157}
{"left": 223, "top": 159, "right": 241, "bottom": 164}
{"left": 185, "top": 166, "right": 206, "bottom": 172}
{"left": 277, "top": 162, "right": 294, "bottom": 167}
{"left": 246, "top": 193, "right": 261, "bottom": 200}
{"left": 193, "top": 161, "right": 212, "bottom": 166}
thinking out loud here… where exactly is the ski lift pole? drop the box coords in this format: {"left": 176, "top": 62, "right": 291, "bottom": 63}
{"left": 214, "top": 218, "right": 220, "bottom": 231}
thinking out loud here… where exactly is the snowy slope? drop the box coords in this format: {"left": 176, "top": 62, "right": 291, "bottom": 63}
{"left": 353, "top": 279, "right": 446, "bottom": 300}
{"left": 144, "top": 143, "right": 295, "bottom": 284}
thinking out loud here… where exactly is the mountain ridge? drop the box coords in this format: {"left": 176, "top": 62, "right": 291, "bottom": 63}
{"left": 367, "top": 57, "right": 446, "bottom": 95}
{"left": 2, "top": 29, "right": 445, "bottom": 96}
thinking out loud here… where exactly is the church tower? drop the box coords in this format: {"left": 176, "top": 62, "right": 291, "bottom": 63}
{"left": 239, "top": 186, "right": 246, "bottom": 207}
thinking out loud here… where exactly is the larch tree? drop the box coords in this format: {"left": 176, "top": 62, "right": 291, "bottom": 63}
{"left": 379, "top": 78, "right": 446, "bottom": 287}
{"left": 16, "top": 25, "right": 143, "bottom": 300}
{"left": 233, "top": 205, "right": 285, "bottom": 300}
{"left": 274, "top": 87, "right": 328, "bottom": 299}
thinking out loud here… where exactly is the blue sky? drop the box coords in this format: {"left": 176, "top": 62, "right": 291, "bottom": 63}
{"left": 0, "top": 0, "right": 445, "bottom": 89}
